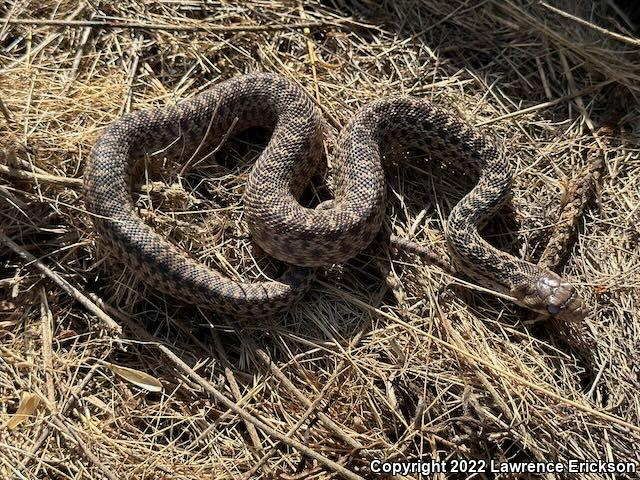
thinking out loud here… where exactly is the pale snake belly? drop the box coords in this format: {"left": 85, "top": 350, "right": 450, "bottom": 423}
{"left": 83, "top": 73, "right": 584, "bottom": 321}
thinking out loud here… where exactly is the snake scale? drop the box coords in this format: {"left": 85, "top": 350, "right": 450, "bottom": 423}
{"left": 84, "top": 73, "right": 584, "bottom": 321}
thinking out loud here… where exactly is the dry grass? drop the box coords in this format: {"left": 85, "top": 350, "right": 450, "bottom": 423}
{"left": 1, "top": 1, "right": 639, "bottom": 479}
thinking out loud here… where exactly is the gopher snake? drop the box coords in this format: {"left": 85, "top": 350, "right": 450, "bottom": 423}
{"left": 84, "top": 73, "right": 583, "bottom": 320}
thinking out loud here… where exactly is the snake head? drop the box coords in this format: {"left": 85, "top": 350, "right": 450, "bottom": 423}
{"left": 515, "top": 271, "right": 585, "bottom": 322}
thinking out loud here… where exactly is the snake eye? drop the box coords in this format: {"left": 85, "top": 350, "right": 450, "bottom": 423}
{"left": 547, "top": 304, "right": 561, "bottom": 315}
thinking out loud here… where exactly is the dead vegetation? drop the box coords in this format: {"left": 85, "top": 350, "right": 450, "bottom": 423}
{"left": 1, "top": 1, "right": 639, "bottom": 479}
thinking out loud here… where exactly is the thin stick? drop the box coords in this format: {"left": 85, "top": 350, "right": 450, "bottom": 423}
{"left": 0, "top": 96, "right": 13, "bottom": 123}
{"left": 1, "top": 18, "right": 344, "bottom": 34}
{"left": 0, "top": 232, "right": 122, "bottom": 334}
{"left": 120, "top": 33, "right": 143, "bottom": 115}
{"left": 541, "top": 2, "right": 640, "bottom": 47}
{"left": 0, "top": 164, "right": 83, "bottom": 187}
{"left": 39, "top": 288, "right": 57, "bottom": 409}
{"left": 242, "top": 332, "right": 366, "bottom": 478}
{"left": 62, "top": 11, "right": 96, "bottom": 93}
{"left": 255, "top": 343, "right": 364, "bottom": 449}
{"left": 475, "top": 79, "right": 614, "bottom": 126}
{"left": 49, "top": 416, "right": 119, "bottom": 480}
{"left": 242, "top": 359, "right": 354, "bottom": 479}
{"left": 210, "top": 330, "right": 264, "bottom": 457}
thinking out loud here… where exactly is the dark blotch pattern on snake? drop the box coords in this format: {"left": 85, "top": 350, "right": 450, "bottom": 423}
{"left": 84, "top": 73, "right": 584, "bottom": 320}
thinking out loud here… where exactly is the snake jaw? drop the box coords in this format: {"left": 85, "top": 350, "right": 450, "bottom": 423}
{"left": 518, "top": 272, "right": 584, "bottom": 321}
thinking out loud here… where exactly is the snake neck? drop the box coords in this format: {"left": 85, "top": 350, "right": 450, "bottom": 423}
{"left": 444, "top": 166, "right": 551, "bottom": 308}
{"left": 349, "top": 97, "right": 553, "bottom": 306}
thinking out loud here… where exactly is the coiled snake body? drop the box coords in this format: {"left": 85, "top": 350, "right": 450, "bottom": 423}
{"left": 84, "top": 73, "right": 583, "bottom": 320}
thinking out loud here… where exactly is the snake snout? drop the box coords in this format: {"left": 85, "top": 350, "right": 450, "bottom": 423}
{"left": 536, "top": 274, "right": 584, "bottom": 321}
